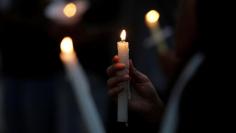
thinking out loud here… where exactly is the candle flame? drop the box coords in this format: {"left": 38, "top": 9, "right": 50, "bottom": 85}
{"left": 63, "top": 3, "right": 77, "bottom": 18}
{"left": 145, "top": 10, "right": 160, "bottom": 24}
{"left": 60, "top": 37, "right": 74, "bottom": 54}
{"left": 120, "top": 30, "right": 126, "bottom": 41}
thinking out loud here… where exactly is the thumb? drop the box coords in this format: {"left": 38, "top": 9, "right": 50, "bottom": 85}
{"left": 129, "top": 60, "right": 149, "bottom": 83}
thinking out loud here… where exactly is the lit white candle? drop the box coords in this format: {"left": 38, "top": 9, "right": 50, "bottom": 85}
{"left": 117, "top": 30, "right": 130, "bottom": 123}
{"left": 145, "top": 10, "right": 168, "bottom": 53}
{"left": 60, "top": 37, "right": 105, "bottom": 133}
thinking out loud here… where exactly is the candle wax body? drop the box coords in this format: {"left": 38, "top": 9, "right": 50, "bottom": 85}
{"left": 117, "top": 41, "right": 130, "bottom": 123}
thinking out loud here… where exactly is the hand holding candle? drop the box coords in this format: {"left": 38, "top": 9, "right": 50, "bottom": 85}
{"left": 117, "top": 30, "right": 130, "bottom": 123}
{"left": 145, "top": 10, "right": 168, "bottom": 53}
{"left": 60, "top": 37, "right": 105, "bottom": 133}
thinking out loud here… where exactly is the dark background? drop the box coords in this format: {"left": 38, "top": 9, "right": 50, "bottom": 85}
{"left": 0, "top": 0, "right": 179, "bottom": 132}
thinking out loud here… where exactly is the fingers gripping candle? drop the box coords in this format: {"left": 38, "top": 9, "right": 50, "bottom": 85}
{"left": 117, "top": 30, "right": 130, "bottom": 123}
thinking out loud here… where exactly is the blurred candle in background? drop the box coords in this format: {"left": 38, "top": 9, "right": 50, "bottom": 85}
{"left": 60, "top": 37, "right": 105, "bottom": 133}
{"left": 63, "top": 2, "right": 77, "bottom": 18}
{"left": 145, "top": 10, "right": 168, "bottom": 53}
{"left": 45, "top": 0, "right": 89, "bottom": 25}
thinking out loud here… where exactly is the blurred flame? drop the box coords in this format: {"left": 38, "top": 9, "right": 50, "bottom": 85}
{"left": 145, "top": 10, "right": 160, "bottom": 24}
{"left": 120, "top": 30, "right": 126, "bottom": 41}
{"left": 60, "top": 37, "right": 74, "bottom": 54}
{"left": 63, "top": 3, "right": 77, "bottom": 18}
